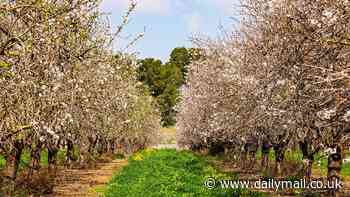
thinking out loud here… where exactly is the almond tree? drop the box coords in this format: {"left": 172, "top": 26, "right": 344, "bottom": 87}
{"left": 177, "top": 1, "right": 350, "bottom": 189}
{"left": 240, "top": 0, "right": 350, "bottom": 184}
{"left": 0, "top": 0, "right": 160, "bottom": 181}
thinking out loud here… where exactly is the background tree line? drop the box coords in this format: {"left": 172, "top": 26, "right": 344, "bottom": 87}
{"left": 136, "top": 47, "right": 202, "bottom": 126}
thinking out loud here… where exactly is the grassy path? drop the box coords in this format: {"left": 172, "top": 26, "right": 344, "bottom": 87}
{"left": 51, "top": 159, "right": 127, "bottom": 197}
{"left": 104, "top": 149, "right": 262, "bottom": 197}
{"left": 51, "top": 128, "right": 176, "bottom": 196}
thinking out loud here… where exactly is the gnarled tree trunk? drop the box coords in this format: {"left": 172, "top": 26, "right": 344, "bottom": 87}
{"left": 327, "top": 145, "right": 342, "bottom": 196}
{"left": 4, "top": 139, "right": 24, "bottom": 179}
{"left": 261, "top": 139, "right": 270, "bottom": 171}
{"left": 29, "top": 140, "right": 43, "bottom": 176}
{"left": 47, "top": 139, "right": 60, "bottom": 170}
{"left": 243, "top": 138, "right": 259, "bottom": 170}
{"left": 273, "top": 144, "right": 286, "bottom": 175}
{"left": 65, "top": 139, "right": 74, "bottom": 167}
{"left": 299, "top": 140, "right": 316, "bottom": 182}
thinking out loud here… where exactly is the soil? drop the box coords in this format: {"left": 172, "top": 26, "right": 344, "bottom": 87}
{"left": 51, "top": 159, "right": 127, "bottom": 197}
{"left": 0, "top": 157, "right": 127, "bottom": 197}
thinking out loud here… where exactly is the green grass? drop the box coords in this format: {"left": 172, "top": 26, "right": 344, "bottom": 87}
{"left": 256, "top": 148, "right": 350, "bottom": 177}
{"left": 284, "top": 149, "right": 303, "bottom": 162}
{"left": 91, "top": 185, "right": 108, "bottom": 197}
{"left": 7, "top": 150, "right": 49, "bottom": 170}
{"left": 341, "top": 163, "right": 350, "bottom": 176}
{"left": 0, "top": 146, "right": 105, "bottom": 171}
{"left": 0, "top": 155, "right": 5, "bottom": 169}
{"left": 0, "top": 149, "right": 69, "bottom": 170}
{"left": 105, "top": 149, "right": 263, "bottom": 197}
{"left": 312, "top": 152, "right": 350, "bottom": 177}
{"left": 256, "top": 148, "right": 276, "bottom": 161}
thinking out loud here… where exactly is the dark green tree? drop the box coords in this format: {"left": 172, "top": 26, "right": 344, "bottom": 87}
{"left": 137, "top": 58, "right": 181, "bottom": 126}
{"left": 137, "top": 58, "right": 165, "bottom": 97}
{"left": 168, "top": 47, "right": 190, "bottom": 84}
{"left": 136, "top": 47, "right": 202, "bottom": 126}
{"left": 168, "top": 47, "right": 204, "bottom": 85}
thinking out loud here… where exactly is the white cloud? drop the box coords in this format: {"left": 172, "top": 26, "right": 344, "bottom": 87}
{"left": 100, "top": 0, "right": 128, "bottom": 12}
{"left": 101, "top": 0, "right": 171, "bottom": 15}
{"left": 211, "top": 0, "right": 238, "bottom": 15}
{"left": 138, "top": 0, "right": 171, "bottom": 15}
{"left": 101, "top": 0, "right": 238, "bottom": 16}
{"left": 187, "top": 12, "right": 201, "bottom": 33}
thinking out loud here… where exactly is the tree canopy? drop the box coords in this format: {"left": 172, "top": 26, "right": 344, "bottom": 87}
{"left": 136, "top": 47, "right": 201, "bottom": 126}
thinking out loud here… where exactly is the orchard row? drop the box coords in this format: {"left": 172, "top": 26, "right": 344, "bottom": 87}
{"left": 177, "top": 0, "right": 350, "bottom": 190}
{"left": 0, "top": 0, "right": 160, "bottom": 180}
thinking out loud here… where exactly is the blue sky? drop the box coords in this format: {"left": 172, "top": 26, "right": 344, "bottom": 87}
{"left": 100, "top": 0, "right": 239, "bottom": 62}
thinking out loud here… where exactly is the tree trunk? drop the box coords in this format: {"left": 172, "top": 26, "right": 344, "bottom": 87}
{"left": 111, "top": 141, "right": 116, "bottom": 153}
{"left": 66, "top": 139, "right": 74, "bottom": 167}
{"left": 209, "top": 142, "right": 225, "bottom": 156}
{"left": 299, "top": 140, "right": 319, "bottom": 182}
{"left": 241, "top": 151, "right": 248, "bottom": 169}
{"left": 97, "top": 138, "right": 104, "bottom": 154}
{"left": 243, "top": 141, "right": 258, "bottom": 170}
{"left": 327, "top": 145, "right": 342, "bottom": 195}
{"left": 261, "top": 141, "right": 270, "bottom": 170}
{"left": 261, "top": 152, "right": 269, "bottom": 170}
{"left": 47, "top": 144, "right": 58, "bottom": 170}
{"left": 28, "top": 142, "right": 42, "bottom": 177}
{"left": 249, "top": 151, "right": 257, "bottom": 169}
{"left": 124, "top": 140, "right": 132, "bottom": 155}
{"left": 87, "top": 136, "right": 95, "bottom": 154}
{"left": 4, "top": 140, "right": 23, "bottom": 179}
{"left": 31, "top": 141, "right": 42, "bottom": 170}
{"left": 304, "top": 158, "right": 313, "bottom": 182}
{"left": 274, "top": 145, "right": 286, "bottom": 175}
